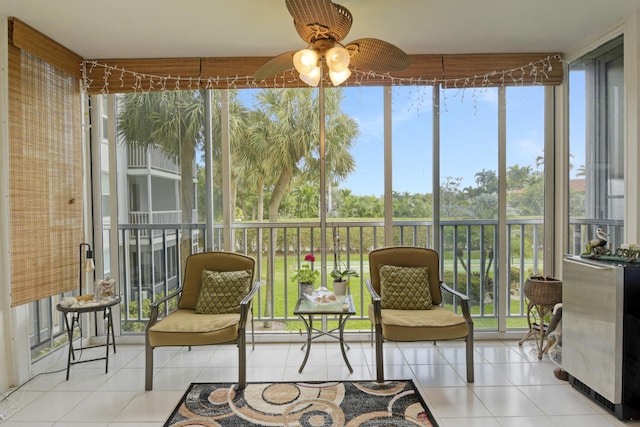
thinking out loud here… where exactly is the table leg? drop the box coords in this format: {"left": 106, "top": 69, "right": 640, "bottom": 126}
{"left": 339, "top": 314, "right": 353, "bottom": 373}
{"left": 298, "top": 315, "right": 312, "bottom": 373}
{"left": 63, "top": 314, "right": 75, "bottom": 381}
{"left": 57, "top": 297, "right": 120, "bottom": 381}
{"left": 535, "top": 305, "right": 549, "bottom": 360}
{"left": 104, "top": 308, "right": 111, "bottom": 374}
{"left": 518, "top": 303, "right": 536, "bottom": 347}
{"left": 109, "top": 307, "right": 117, "bottom": 353}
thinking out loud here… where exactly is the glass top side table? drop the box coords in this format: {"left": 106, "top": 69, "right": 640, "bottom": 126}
{"left": 56, "top": 295, "right": 120, "bottom": 380}
{"left": 293, "top": 293, "right": 356, "bottom": 373}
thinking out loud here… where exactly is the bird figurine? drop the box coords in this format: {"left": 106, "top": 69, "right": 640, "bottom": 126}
{"left": 583, "top": 227, "right": 608, "bottom": 255}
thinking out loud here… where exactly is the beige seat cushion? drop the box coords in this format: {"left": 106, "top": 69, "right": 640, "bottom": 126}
{"left": 148, "top": 309, "right": 246, "bottom": 347}
{"left": 369, "top": 304, "right": 468, "bottom": 341}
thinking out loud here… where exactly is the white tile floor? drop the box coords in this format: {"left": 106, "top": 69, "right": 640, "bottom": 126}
{"left": 0, "top": 338, "right": 637, "bottom": 426}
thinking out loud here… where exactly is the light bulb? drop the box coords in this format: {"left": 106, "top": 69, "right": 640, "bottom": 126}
{"left": 329, "top": 68, "right": 351, "bottom": 86}
{"left": 299, "top": 66, "right": 321, "bottom": 87}
{"left": 84, "top": 258, "right": 95, "bottom": 273}
{"left": 325, "top": 46, "right": 350, "bottom": 73}
{"left": 293, "top": 49, "right": 319, "bottom": 75}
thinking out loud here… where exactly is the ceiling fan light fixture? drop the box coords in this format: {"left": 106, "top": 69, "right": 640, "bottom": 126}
{"left": 293, "top": 49, "right": 319, "bottom": 75}
{"left": 329, "top": 68, "right": 351, "bottom": 86}
{"left": 253, "top": 1, "right": 411, "bottom": 86}
{"left": 325, "top": 46, "right": 350, "bottom": 72}
{"left": 299, "top": 65, "right": 321, "bottom": 86}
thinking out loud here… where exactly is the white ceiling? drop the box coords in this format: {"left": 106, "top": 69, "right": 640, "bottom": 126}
{"left": 2, "top": 0, "right": 640, "bottom": 60}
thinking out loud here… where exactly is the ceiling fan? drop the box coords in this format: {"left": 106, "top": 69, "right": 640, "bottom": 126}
{"left": 254, "top": 0, "right": 412, "bottom": 86}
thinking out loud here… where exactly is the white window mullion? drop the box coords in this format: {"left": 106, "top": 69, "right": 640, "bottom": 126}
{"left": 498, "top": 86, "right": 508, "bottom": 333}
{"left": 384, "top": 86, "right": 393, "bottom": 245}
{"left": 545, "top": 85, "right": 561, "bottom": 276}
{"left": 221, "top": 89, "right": 233, "bottom": 251}
{"left": 433, "top": 85, "right": 441, "bottom": 251}
{"left": 204, "top": 89, "right": 214, "bottom": 251}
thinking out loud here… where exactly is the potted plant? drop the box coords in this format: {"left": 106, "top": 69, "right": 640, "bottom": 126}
{"left": 293, "top": 253, "right": 320, "bottom": 296}
{"left": 330, "top": 267, "right": 359, "bottom": 295}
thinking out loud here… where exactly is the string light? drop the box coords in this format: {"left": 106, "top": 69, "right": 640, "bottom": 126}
{"left": 81, "top": 55, "right": 562, "bottom": 94}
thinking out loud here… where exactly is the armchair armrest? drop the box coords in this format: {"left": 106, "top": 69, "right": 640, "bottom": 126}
{"left": 365, "top": 278, "right": 381, "bottom": 301}
{"left": 239, "top": 280, "right": 261, "bottom": 326}
{"left": 440, "top": 281, "right": 473, "bottom": 326}
{"left": 365, "top": 279, "right": 382, "bottom": 324}
{"left": 146, "top": 287, "right": 183, "bottom": 330}
{"left": 440, "top": 282, "right": 469, "bottom": 302}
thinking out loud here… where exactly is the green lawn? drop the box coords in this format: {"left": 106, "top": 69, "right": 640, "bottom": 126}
{"left": 252, "top": 254, "right": 530, "bottom": 332}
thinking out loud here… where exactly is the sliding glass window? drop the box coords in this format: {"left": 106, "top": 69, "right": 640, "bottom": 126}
{"left": 568, "top": 36, "right": 624, "bottom": 255}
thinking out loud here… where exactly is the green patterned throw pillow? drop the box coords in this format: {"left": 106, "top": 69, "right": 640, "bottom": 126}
{"left": 379, "top": 265, "right": 433, "bottom": 310}
{"left": 195, "top": 270, "right": 252, "bottom": 314}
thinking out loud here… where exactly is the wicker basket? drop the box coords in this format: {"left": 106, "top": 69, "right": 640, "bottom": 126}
{"left": 524, "top": 275, "right": 562, "bottom": 306}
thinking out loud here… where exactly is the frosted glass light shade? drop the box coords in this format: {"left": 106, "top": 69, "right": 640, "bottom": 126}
{"left": 293, "top": 49, "right": 319, "bottom": 75}
{"left": 325, "top": 46, "right": 350, "bottom": 72}
{"left": 329, "top": 68, "right": 351, "bottom": 86}
{"left": 299, "top": 66, "right": 321, "bottom": 86}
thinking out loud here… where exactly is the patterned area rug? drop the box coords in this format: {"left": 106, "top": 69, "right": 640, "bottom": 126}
{"left": 164, "top": 380, "right": 438, "bottom": 426}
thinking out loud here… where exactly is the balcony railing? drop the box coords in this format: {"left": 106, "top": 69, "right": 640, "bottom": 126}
{"left": 129, "top": 210, "right": 182, "bottom": 225}
{"left": 127, "top": 144, "right": 179, "bottom": 174}
{"left": 27, "top": 217, "right": 623, "bottom": 361}
{"left": 128, "top": 210, "right": 198, "bottom": 236}
{"left": 116, "top": 219, "right": 623, "bottom": 335}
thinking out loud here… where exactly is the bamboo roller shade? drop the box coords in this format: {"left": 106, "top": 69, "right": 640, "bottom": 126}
{"left": 442, "top": 53, "right": 562, "bottom": 86}
{"left": 8, "top": 46, "right": 83, "bottom": 307}
{"left": 9, "top": 18, "right": 82, "bottom": 78}
{"left": 84, "top": 52, "right": 563, "bottom": 93}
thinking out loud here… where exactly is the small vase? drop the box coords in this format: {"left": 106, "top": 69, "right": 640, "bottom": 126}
{"left": 299, "top": 282, "right": 314, "bottom": 297}
{"left": 333, "top": 280, "right": 347, "bottom": 296}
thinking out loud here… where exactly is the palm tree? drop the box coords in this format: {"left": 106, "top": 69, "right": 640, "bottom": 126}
{"left": 245, "top": 87, "right": 359, "bottom": 324}
{"left": 197, "top": 91, "right": 252, "bottom": 223}
{"left": 117, "top": 90, "right": 205, "bottom": 269}
{"left": 253, "top": 89, "right": 318, "bottom": 222}
{"left": 507, "top": 164, "right": 533, "bottom": 190}
{"left": 474, "top": 169, "right": 498, "bottom": 193}
{"left": 242, "top": 108, "right": 279, "bottom": 222}
{"left": 118, "top": 87, "right": 360, "bottom": 325}
{"left": 252, "top": 88, "right": 358, "bottom": 223}
{"left": 210, "top": 90, "right": 253, "bottom": 222}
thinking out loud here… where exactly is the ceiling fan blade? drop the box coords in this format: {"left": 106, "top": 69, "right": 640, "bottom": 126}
{"left": 346, "top": 38, "right": 412, "bottom": 72}
{"left": 254, "top": 51, "right": 296, "bottom": 80}
{"left": 286, "top": 0, "right": 349, "bottom": 43}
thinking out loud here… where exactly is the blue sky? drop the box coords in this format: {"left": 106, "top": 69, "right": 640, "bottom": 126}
{"left": 237, "top": 77, "right": 586, "bottom": 197}
{"left": 339, "top": 85, "right": 548, "bottom": 196}
{"left": 339, "top": 78, "right": 587, "bottom": 196}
